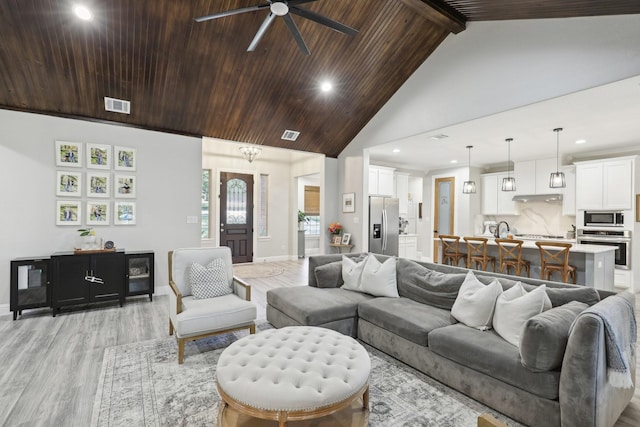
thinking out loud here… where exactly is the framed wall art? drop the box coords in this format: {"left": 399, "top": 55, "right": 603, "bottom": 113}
{"left": 115, "top": 174, "right": 136, "bottom": 198}
{"left": 341, "top": 233, "right": 351, "bottom": 245}
{"left": 114, "top": 201, "right": 136, "bottom": 225}
{"left": 56, "top": 171, "right": 82, "bottom": 197}
{"left": 114, "top": 146, "right": 136, "bottom": 171}
{"left": 86, "top": 201, "right": 110, "bottom": 225}
{"left": 86, "top": 143, "right": 111, "bottom": 169}
{"left": 56, "top": 200, "right": 82, "bottom": 225}
{"left": 342, "top": 192, "right": 355, "bottom": 213}
{"left": 86, "top": 172, "right": 110, "bottom": 198}
{"left": 55, "top": 140, "right": 83, "bottom": 168}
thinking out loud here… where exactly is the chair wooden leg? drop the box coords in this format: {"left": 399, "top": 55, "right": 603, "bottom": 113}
{"left": 178, "top": 339, "right": 185, "bottom": 364}
{"left": 250, "top": 323, "right": 256, "bottom": 334}
{"left": 169, "top": 320, "right": 174, "bottom": 336}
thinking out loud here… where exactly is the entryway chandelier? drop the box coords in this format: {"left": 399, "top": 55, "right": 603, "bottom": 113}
{"left": 239, "top": 146, "right": 262, "bottom": 163}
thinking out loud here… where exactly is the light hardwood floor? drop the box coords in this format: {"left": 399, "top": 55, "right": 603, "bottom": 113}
{"left": 0, "top": 258, "right": 638, "bottom": 426}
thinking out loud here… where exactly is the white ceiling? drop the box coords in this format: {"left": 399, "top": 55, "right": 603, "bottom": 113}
{"left": 368, "top": 74, "right": 640, "bottom": 172}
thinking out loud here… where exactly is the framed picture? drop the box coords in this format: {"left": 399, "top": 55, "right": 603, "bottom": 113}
{"left": 56, "top": 171, "right": 82, "bottom": 197}
{"left": 331, "top": 235, "right": 342, "bottom": 244}
{"left": 86, "top": 201, "right": 110, "bottom": 225}
{"left": 86, "top": 172, "right": 110, "bottom": 198}
{"left": 55, "top": 140, "right": 83, "bottom": 168}
{"left": 341, "top": 233, "right": 351, "bottom": 245}
{"left": 56, "top": 200, "right": 81, "bottom": 225}
{"left": 86, "top": 143, "right": 111, "bottom": 169}
{"left": 115, "top": 174, "right": 136, "bottom": 198}
{"left": 114, "top": 146, "right": 136, "bottom": 171}
{"left": 114, "top": 201, "right": 136, "bottom": 225}
{"left": 342, "top": 192, "right": 355, "bottom": 213}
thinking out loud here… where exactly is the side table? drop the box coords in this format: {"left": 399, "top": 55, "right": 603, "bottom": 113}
{"left": 329, "top": 244, "right": 354, "bottom": 253}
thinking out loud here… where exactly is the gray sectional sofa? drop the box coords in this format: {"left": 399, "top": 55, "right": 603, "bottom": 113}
{"left": 266, "top": 253, "right": 637, "bottom": 427}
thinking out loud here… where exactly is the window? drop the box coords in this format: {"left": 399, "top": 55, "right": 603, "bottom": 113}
{"left": 259, "top": 174, "right": 268, "bottom": 237}
{"left": 304, "top": 185, "right": 320, "bottom": 235}
{"left": 201, "top": 169, "right": 210, "bottom": 238}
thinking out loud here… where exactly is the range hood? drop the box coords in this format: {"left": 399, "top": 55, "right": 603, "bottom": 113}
{"left": 512, "top": 193, "right": 563, "bottom": 203}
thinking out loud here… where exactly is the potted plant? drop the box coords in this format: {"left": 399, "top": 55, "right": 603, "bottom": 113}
{"left": 297, "top": 210, "right": 308, "bottom": 231}
{"left": 77, "top": 228, "right": 98, "bottom": 250}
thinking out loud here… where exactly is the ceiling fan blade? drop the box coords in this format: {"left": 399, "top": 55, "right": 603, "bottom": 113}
{"left": 194, "top": 3, "right": 270, "bottom": 23}
{"left": 287, "top": 0, "right": 319, "bottom": 6}
{"left": 290, "top": 6, "right": 358, "bottom": 36}
{"left": 248, "top": 12, "right": 277, "bottom": 51}
{"left": 282, "top": 14, "right": 310, "bottom": 56}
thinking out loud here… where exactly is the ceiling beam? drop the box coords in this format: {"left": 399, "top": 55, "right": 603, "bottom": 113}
{"left": 399, "top": 0, "right": 466, "bottom": 34}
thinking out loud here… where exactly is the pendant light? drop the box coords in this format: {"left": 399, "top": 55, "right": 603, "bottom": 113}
{"left": 502, "top": 138, "right": 516, "bottom": 191}
{"left": 462, "top": 145, "right": 476, "bottom": 194}
{"left": 549, "top": 127, "right": 566, "bottom": 188}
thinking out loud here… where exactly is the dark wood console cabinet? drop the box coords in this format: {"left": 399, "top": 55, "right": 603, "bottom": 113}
{"left": 10, "top": 250, "right": 154, "bottom": 319}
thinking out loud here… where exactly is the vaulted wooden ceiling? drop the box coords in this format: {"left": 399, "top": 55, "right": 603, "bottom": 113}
{"left": 2, "top": 1, "right": 639, "bottom": 158}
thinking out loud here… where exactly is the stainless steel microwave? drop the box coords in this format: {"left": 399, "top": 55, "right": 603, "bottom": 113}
{"left": 584, "top": 211, "right": 624, "bottom": 227}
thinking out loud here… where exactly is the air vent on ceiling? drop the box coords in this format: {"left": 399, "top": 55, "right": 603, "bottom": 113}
{"left": 104, "top": 97, "right": 131, "bottom": 114}
{"left": 281, "top": 130, "right": 300, "bottom": 141}
{"left": 430, "top": 134, "right": 449, "bottom": 140}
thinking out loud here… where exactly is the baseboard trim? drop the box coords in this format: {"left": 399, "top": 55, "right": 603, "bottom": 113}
{"left": 0, "top": 303, "right": 9, "bottom": 318}
{"left": 253, "top": 255, "right": 292, "bottom": 263}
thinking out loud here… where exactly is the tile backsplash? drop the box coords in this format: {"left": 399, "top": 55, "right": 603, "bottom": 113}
{"left": 481, "top": 201, "right": 576, "bottom": 237}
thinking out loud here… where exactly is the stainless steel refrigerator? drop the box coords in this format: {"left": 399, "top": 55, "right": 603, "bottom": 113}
{"left": 368, "top": 196, "right": 399, "bottom": 256}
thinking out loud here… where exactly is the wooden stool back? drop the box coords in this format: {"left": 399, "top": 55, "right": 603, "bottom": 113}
{"left": 438, "top": 235, "right": 466, "bottom": 267}
{"left": 463, "top": 237, "right": 496, "bottom": 272}
{"left": 495, "top": 238, "right": 530, "bottom": 277}
{"left": 535, "top": 241, "right": 577, "bottom": 284}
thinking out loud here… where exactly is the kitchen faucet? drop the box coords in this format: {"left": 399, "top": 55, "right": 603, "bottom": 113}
{"left": 495, "top": 221, "right": 510, "bottom": 238}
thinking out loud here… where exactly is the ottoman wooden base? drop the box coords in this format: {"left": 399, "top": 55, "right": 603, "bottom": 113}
{"left": 217, "top": 383, "right": 369, "bottom": 427}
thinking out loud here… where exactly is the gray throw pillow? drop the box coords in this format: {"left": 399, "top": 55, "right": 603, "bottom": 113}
{"left": 189, "top": 259, "right": 233, "bottom": 299}
{"left": 396, "top": 258, "right": 465, "bottom": 309}
{"left": 314, "top": 253, "right": 367, "bottom": 289}
{"left": 519, "top": 300, "right": 588, "bottom": 372}
{"left": 521, "top": 283, "right": 600, "bottom": 307}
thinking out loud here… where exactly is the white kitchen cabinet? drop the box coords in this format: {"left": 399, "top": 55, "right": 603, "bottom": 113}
{"left": 514, "top": 158, "right": 558, "bottom": 195}
{"left": 481, "top": 172, "right": 518, "bottom": 215}
{"left": 562, "top": 165, "right": 576, "bottom": 216}
{"left": 399, "top": 234, "right": 418, "bottom": 259}
{"left": 369, "top": 166, "right": 395, "bottom": 196}
{"left": 395, "top": 173, "right": 409, "bottom": 214}
{"left": 575, "top": 158, "right": 633, "bottom": 210}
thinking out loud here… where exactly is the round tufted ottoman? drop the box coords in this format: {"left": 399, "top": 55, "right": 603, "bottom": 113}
{"left": 216, "top": 326, "right": 370, "bottom": 426}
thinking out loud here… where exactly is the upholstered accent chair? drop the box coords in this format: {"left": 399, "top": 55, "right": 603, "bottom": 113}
{"left": 168, "top": 247, "right": 257, "bottom": 364}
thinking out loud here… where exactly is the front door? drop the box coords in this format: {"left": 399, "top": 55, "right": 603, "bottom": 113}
{"left": 433, "top": 177, "right": 455, "bottom": 263}
{"left": 220, "top": 172, "right": 253, "bottom": 263}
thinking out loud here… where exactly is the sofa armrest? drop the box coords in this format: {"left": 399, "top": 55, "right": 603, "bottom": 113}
{"left": 233, "top": 276, "right": 252, "bottom": 301}
{"left": 559, "top": 293, "right": 636, "bottom": 427}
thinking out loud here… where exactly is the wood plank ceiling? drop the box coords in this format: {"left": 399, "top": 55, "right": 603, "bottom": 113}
{"left": 1, "top": 1, "right": 639, "bottom": 158}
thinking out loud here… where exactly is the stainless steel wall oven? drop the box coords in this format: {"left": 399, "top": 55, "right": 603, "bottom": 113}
{"left": 577, "top": 229, "right": 631, "bottom": 270}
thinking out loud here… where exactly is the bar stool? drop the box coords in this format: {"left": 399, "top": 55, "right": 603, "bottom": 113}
{"left": 438, "top": 235, "right": 467, "bottom": 267}
{"left": 463, "top": 237, "right": 496, "bottom": 272}
{"left": 495, "top": 238, "right": 531, "bottom": 277}
{"left": 535, "top": 241, "right": 577, "bottom": 284}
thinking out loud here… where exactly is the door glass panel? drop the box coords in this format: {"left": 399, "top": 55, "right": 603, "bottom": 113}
{"left": 438, "top": 181, "right": 451, "bottom": 234}
{"left": 227, "top": 178, "right": 247, "bottom": 224}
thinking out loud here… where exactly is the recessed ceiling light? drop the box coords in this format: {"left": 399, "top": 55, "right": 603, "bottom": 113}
{"left": 73, "top": 4, "right": 93, "bottom": 21}
{"left": 450, "top": 160, "right": 458, "bottom": 164}
{"left": 392, "top": 148, "right": 400, "bottom": 153}
{"left": 320, "top": 81, "right": 332, "bottom": 92}
{"left": 575, "top": 139, "right": 587, "bottom": 144}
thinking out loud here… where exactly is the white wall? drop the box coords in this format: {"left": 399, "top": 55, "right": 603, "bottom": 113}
{"left": 0, "top": 110, "right": 202, "bottom": 312}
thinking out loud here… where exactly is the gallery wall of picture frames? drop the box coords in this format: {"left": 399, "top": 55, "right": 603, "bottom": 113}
{"left": 55, "top": 140, "right": 137, "bottom": 226}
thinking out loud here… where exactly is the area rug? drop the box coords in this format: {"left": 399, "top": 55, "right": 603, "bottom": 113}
{"left": 91, "top": 324, "right": 522, "bottom": 427}
{"left": 232, "top": 263, "right": 284, "bottom": 279}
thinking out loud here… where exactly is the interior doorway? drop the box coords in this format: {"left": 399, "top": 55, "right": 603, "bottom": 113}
{"left": 220, "top": 172, "right": 254, "bottom": 263}
{"left": 432, "top": 176, "right": 455, "bottom": 263}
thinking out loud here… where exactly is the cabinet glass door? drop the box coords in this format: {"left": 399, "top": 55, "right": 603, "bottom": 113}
{"left": 126, "top": 252, "right": 154, "bottom": 300}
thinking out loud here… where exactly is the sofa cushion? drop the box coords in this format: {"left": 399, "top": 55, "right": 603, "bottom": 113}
{"left": 360, "top": 255, "right": 399, "bottom": 297}
{"left": 451, "top": 271, "right": 502, "bottom": 330}
{"left": 358, "top": 297, "right": 454, "bottom": 347}
{"left": 520, "top": 301, "right": 588, "bottom": 372}
{"left": 267, "top": 286, "right": 374, "bottom": 326}
{"left": 522, "top": 283, "right": 600, "bottom": 307}
{"left": 341, "top": 254, "right": 368, "bottom": 292}
{"left": 493, "top": 283, "right": 552, "bottom": 347}
{"left": 314, "top": 254, "right": 368, "bottom": 289}
{"left": 429, "top": 324, "right": 561, "bottom": 400}
{"left": 396, "top": 258, "right": 466, "bottom": 309}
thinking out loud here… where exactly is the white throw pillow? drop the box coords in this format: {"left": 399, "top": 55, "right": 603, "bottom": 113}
{"left": 341, "top": 254, "right": 368, "bottom": 292}
{"left": 189, "top": 258, "right": 233, "bottom": 299}
{"left": 493, "top": 283, "right": 552, "bottom": 347}
{"left": 360, "top": 255, "right": 399, "bottom": 298}
{"left": 450, "top": 270, "right": 503, "bottom": 330}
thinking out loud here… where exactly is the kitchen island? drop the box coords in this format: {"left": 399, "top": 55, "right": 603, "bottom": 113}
{"left": 438, "top": 237, "right": 617, "bottom": 291}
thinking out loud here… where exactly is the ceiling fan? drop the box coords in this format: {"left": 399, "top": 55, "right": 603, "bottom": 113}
{"left": 194, "top": 0, "right": 358, "bottom": 55}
